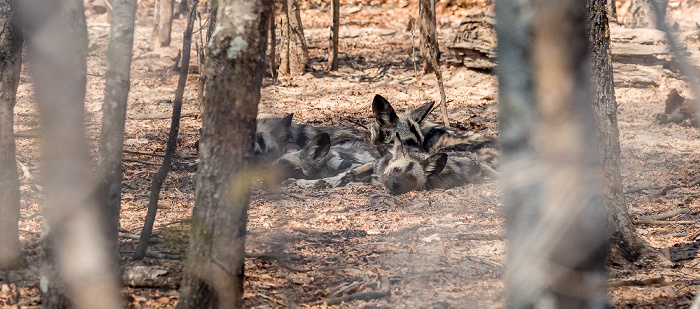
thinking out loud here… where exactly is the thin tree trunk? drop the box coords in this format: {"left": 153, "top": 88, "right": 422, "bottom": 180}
{"left": 425, "top": 33, "right": 448, "bottom": 126}
{"left": 328, "top": 0, "right": 339, "bottom": 71}
{"left": 176, "top": 0, "right": 272, "bottom": 307}
{"left": 279, "top": 0, "right": 290, "bottom": 75}
{"left": 96, "top": 0, "right": 138, "bottom": 272}
{"left": 16, "top": 0, "right": 121, "bottom": 308}
{"left": 270, "top": 4, "right": 277, "bottom": 78}
{"left": 134, "top": 0, "right": 198, "bottom": 261}
{"left": 497, "top": 0, "right": 608, "bottom": 307}
{"left": 0, "top": 0, "right": 26, "bottom": 272}
{"left": 152, "top": 0, "right": 175, "bottom": 49}
{"left": 287, "top": 0, "right": 308, "bottom": 74}
{"left": 589, "top": 0, "right": 673, "bottom": 267}
{"left": 419, "top": 0, "right": 437, "bottom": 73}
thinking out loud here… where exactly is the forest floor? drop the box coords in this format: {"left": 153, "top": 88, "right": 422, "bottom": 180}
{"left": 3, "top": 0, "right": 700, "bottom": 308}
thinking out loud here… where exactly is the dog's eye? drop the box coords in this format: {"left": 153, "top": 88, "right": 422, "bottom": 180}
{"left": 404, "top": 139, "right": 418, "bottom": 147}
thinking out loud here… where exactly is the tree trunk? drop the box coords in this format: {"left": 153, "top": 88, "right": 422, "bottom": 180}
{"left": 623, "top": 0, "right": 666, "bottom": 28}
{"left": 269, "top": 4, "right": 277, "bottom": 78}
{"left": 134, "top": 0, "right": 198, "bottom": 261}
{"left": 176, "top": 0, "right": 272, "bottom": 307}
{"left": 16, "top": 0, "right": 121, "bottom": 308}
{"left": 496, "top": 0, "right": 608, "bottom": 307}
{"left": 419, "top": 0, "right": 438, "bottom": 73}
{"left": 587, "top": 0, "right": 674, "bottom": 268}
{"left": 96, "top": 0, "right": 137, "bottom": 272}
{"left": 328, "top": 0, "right": 339, "bottom": 71}
{"left": 279, "top": 0, "right": 290, "bottom": 75}
{"left": 0, "top": 0, "right": 26, "bottom": 272}
{"left": 152, "top": 0, "right": 175, "bottom": 49}
{"left": 286, "top": 0, "right": 308, "bottom": 74}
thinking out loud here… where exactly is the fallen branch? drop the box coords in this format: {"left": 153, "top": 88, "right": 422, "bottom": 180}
{"left": 317, "top": 276, "right": 391, "bottom": 305}
{"left": 637, "top": 208, "right": 690, "bottom": 221}
{"left": 129, "top": 111, "right": 199, "bottom": 120}
{"left": 456, "top": 233, "right": 504, "bottom": 241}
{"left": 123, "top": 158, "right": 161, "bottom": 166}
{"left": 13, "top": 131, "right": 39, "bottom": 138}
{"left": 688, "top": 229, "right": 700, "bottom": 241}
{"left": 634, "top": 220, "right": 696, "bottom": 225}
{"left": 118, "top": 232, "right": 161, "bottom": 243}
{"left": 145, "top": 250, "right": 182, "bottom": 260}
{"left": 624, "top": 184, "right": 680, "bottom": 194}
{"left": 121, "top": 266, "right": 181, "bottom": 289}
{"left": 608, "top": 277, "right": 664, "bottom": 287}
{"left": 124, "top": 150, "right": 165, "bottom": 157}
{"left": 245, "top": 252, "right": 302, "bottom": 261}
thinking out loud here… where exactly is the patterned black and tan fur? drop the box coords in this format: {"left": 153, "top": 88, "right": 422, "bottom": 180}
{"left": 376, "top": 134, "right": 497, "bottom": 195}
{"left": 272, "top": 133, "right": 380, "bottom": 181}
{"left": 254, "top": 113, "right": 365, "bottom": 164}
{"left": 369, "top": 94, "right": 497, "bottom": 159}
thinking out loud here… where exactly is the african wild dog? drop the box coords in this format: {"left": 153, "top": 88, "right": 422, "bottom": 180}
{"left": 369, "top": 94, "right": 434, "bottom": 153}
{"left": 655, "top": 89, "right": 698, "bottom": 127}
{"left": 369, "top": 94, "right": 497, "bottom": 159}
{"left": 272, "top": 133, "right": 380, "bottom": 182}
{"left": 254, "top": 113, "right": 365, "bottom": 164}
{"left": 376, "top": 135, "right": 497, "bottom": 195}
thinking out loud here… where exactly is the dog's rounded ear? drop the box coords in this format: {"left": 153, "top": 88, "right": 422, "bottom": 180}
{"left": 372, "top": 94, "right": 398, "bottom": 126}
{"left": 421, "top": 153, "right": 447, "bottom": 176}
{"left": 302, "top": 133, "right": 331, "bottom": 161}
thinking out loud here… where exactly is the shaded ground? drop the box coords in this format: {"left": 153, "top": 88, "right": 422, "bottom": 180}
{"left": 2, "top": 0, "right": 700, "bottom": 308}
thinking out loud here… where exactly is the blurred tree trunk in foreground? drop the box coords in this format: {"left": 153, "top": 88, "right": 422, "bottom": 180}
{"left": 497, "top": 0, "right": 608, "bottom": 307}
{"left": 176, "top": 0, "right": 272, "bottom": 307}
{"left": 588, "top": 0, "right": 673, "bottom": 267}
{"left": 0, "top": 0, "right": 26, "bottom": 272}
{"left": 16, "top": 0, "right": 122, "bottom": 308}
{"left": 96, "top": 0, "right": 138, "bottom": 272}
{"left": 279, "top": 0, "right": 308, "bottom": 75}
{"left": 419, "top": 0, "right": 438, "bottom": 73}
{"left": 152, "top": 0, "right": 175, "bottom": 48}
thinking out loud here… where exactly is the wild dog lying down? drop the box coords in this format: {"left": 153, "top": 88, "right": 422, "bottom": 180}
{"left": 271, "top": 133, "right": 380, "bottom": 182}
{"left": 369, "top": 94, "right": 497, "bottom": 157}
{"left": 655, "top": 89, "right": 698, "bottom": 127}
{"left": 376, "top": 137, "right": 497, "bottom": 195}
{"left": 254, "top": 114, "right": 365, "bottom": 164}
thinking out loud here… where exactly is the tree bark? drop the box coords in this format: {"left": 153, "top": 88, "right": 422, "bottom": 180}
{"left": 0, "top": 0, "right": 26, "bottom": 272}
{"left": 134, "top": 0, "right": 198, "bottom": 261}
{"left": 15, "top": 0, "right": 121, "bottom": 308}
{"left": 328, "top": 0, "right": 339, "bottom": 71}
{"left": 623, "top": 0, "right": 666, "bottom": 29}
{"left": 419, "top": 0, "right": 438, "bottom": 73}
{"left": 269, "top": 4, "right": 277, "bottom": 78}
{"left": 279, "top": 0, "right": 290, "bottom": 75}
{"left": 588, "top": 0, "right": 674, "bottom": 268}
{"left": 96, "top": 0, "right": 137, "bottom": 272}
{"left": 286, "top": 0, "right": 308, "bottom": 74}
{"left": 152, "top": 0, "right": 175, "bottom": 49}
{"left": 497, "top": 0, "right": 608, "bottom": 307}
{"left": 176, "top": 0, "right": 272, "bottom": 307}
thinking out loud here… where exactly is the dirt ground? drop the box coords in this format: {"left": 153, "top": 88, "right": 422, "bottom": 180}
{"left": 3, "top": 0, "right": 700, "bottom": 308}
